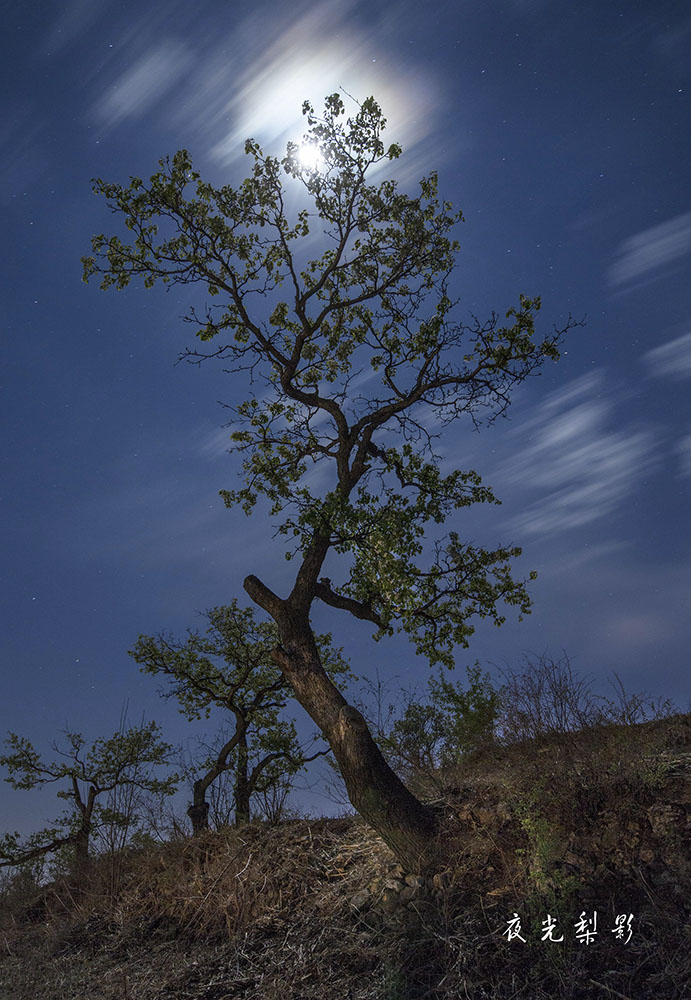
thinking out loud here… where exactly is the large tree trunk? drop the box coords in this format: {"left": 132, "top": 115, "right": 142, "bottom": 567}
{"left": 73, "top": 826, "right": 90, "bottom": 876}
{"left": 72, "top": 786, "right": 95, "bottom": 881}
{"left": 268, "top": 612, "right": 440, "bottom": 872}
{"left": 187, "top": 779, "right": 210, "bottom": 834}
{"left": 234, "top": 730, "right": 251, "bottom": 826}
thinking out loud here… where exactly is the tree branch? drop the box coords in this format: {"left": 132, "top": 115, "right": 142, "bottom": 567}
{"left": 243, "top": 575, "right": 286, "bottom": 622}
{"left": 0, "top": 831, "right": 79, "bottom": 869}
{"left": 315, "top": 578, "right": 383, "bottom": 627}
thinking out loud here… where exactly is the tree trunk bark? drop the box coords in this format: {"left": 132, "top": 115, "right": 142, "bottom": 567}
{"left": 73, "top": 826, "right": 90, "bottom": 875}
{"left": 187, "top": 779, "right": 210, "bottom": 834}
{"left": 71, "top": 785, "right": 95, "bottom": 882}
{"left": 234, "top": 730, "right": 251, "bottom": 826}
{"left": 271, "top": 618, "right": 440, "bottom": 873}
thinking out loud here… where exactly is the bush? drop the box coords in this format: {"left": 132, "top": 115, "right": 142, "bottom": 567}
{"left": 364, "top": 653, "right": 680, "bottom": 800}
{"left": 496, "top": 652, "right": 678, "bottom": 743}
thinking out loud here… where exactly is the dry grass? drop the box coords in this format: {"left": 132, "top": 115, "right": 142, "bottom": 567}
{"left": 1, "top": 715, "right": 689, "bottom": 999}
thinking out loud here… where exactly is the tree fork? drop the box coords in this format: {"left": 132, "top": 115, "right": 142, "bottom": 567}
{"left": 188, "top": 780, "right": 211, "bottom": 834}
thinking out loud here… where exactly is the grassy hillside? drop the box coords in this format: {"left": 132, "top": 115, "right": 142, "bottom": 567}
{"left": 1, "top": 713, "right": 689, "bottom": 999}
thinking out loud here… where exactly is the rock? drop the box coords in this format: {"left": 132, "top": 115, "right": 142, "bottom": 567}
{"left": 405, "top": 874, "right": 425, "bottom": 888}
{"left": 381, "top": 889, "right": 403, "bottom": 912}
{"left": 432, "top": 872, "right": 451, "bottom": 892}
{"left": 383, "top": 878, "right": 406, "bottom": 893}
{"left": 647, "top": 803, "right": 682, "bottom": 836}
{"left": 474, "top": 807, "right": 497, "bottom": 826}
{"left": 399, "top": 886, "right": 421, "bottom": 904}
{"left": 350, "top": 889, "right": 371, "bottom": 912}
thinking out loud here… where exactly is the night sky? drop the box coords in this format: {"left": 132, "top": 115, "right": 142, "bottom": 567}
{"left": 2, "top": 0, "right": 690, "bottom": 835}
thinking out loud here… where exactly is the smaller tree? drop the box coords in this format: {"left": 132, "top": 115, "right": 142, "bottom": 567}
{"left": 367, "top": 664, "right": 499, "bottom": 796}
{"left": 0, "top": 723, "right": 177, "bottom": 875}
{"left": 130, "top": 601, "right": 351, "bottom": 832}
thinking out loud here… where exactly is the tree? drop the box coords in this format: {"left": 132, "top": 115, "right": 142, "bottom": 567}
{"left": 130, "top": 601, "right": 350, "bottom": 832}
{"left": 370, "top": 663, "right": 500, "bottom": 797}
{"left": 0, "top": 723, "right": 177, "bottom": 874}
{"left": 83, "top": 93, "right": 577, "bottom": 871}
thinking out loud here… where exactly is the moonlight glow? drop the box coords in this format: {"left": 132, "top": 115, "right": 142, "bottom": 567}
{"left": 297, "top": 142, "right": 324, "bottom": 172}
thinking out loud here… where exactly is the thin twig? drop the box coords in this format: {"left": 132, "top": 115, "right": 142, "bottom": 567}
{"left": 588, "top": 979, "right": 634, "bottom": 1000}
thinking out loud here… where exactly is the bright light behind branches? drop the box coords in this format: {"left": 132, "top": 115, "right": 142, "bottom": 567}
{"left": 297, "top": 141, "right": 324, "bottom": 172}
{"left": 203, "top": 8, "right": 438, "bottom": 176}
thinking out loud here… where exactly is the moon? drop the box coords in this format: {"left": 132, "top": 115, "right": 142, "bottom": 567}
{"left": 297, "top": 142, "right": 324, "bottom": 172}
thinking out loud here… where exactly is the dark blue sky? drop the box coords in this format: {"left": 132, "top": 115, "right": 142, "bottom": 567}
{"left": 2, "top": 0, "right": 689, "bottom": 834}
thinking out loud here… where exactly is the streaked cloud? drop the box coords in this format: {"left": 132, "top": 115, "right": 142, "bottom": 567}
{"left": 40, "top": 0, "right": 110, "bottom": 57}
{"left": 589, "top": 560, "right": 691, "bottom": 675}
{"left": 94, "top": 39, "right": 192, "bottom": 127}
{"left": 205, "top": 3, "right": 438, "bottom": 166}
{"left": 642, "top": 329, "right": 691, "bottom": 380}
{"left": 538, "top": 539, "right": 631, "bottom": 576}
{"left": 609, "top": 210, "right": 691, "bottom": 287}
{"left": 0, "top": 104, "right": 45, "bottom": 202}
{"left": 200, "top": 427, "right": 235, "bottom": 460}
{"left": 86, "top": 1, "right": 440, "bottom": 172}
{"left": 677, "top": 434, "right": 691, "bottom": 477}
{"left": 499, "top": 373, "right": 656, "bottom": 535}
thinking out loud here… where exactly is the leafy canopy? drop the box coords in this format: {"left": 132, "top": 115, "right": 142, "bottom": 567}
{"left": 0, "top": 723, "right": 177, "bottom": 867}
{"left": 130, "top": 601, "right": 351, "bottom": 799}
{"left": 365, "top": 663, "right": 500, "bottom": 781}
{"left": 130, "top": 601, "right": 350, "bottom": 722}
{"left": 83, "top": 93, "right": 574, "bottom": 668}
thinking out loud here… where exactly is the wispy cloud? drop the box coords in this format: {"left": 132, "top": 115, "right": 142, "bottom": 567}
{"left": 66, "top": 421, "right": 297, "bottom": 592}
{"left": 207, "top": 2, "right": 436, "bottom": 160}
{"left": 609, "top": 210, "right": 691, "bottom": 287}
{"left": 94, "top": 39, "right": 192, "bottom": 127}
{"left": 88, "top": 1, "right": 439, "bottom": 171}
{"left": 40, "top": 0, "right": 110, "bottom": 57}
{"left": 603, "top": 609, "right": 671, "bottom": 650}
{"left": 499, "top": 373, "right": 656, "bottom": 535}
{"left": 653, "top": 15, "right": 691, "bottom": 75}
{"left": 642, "top": 329, "right": 691, "bottom": 380}
{"left": 591, "top": 560, "right": 691, "bottom": 671}
{"left": 200, "top": 427, "right": 235, "bottom": 461}
{"left": 0, "top": 104, "right": 45, "bottom": 202}
{"left": 538, "top": 539, "right": 632, "bottom": 576}
{"left": 203, "top": 2, "right": 439, "bottom": 168}
{"left": 677, "top": 434, "right": 691, "bottom": 477}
